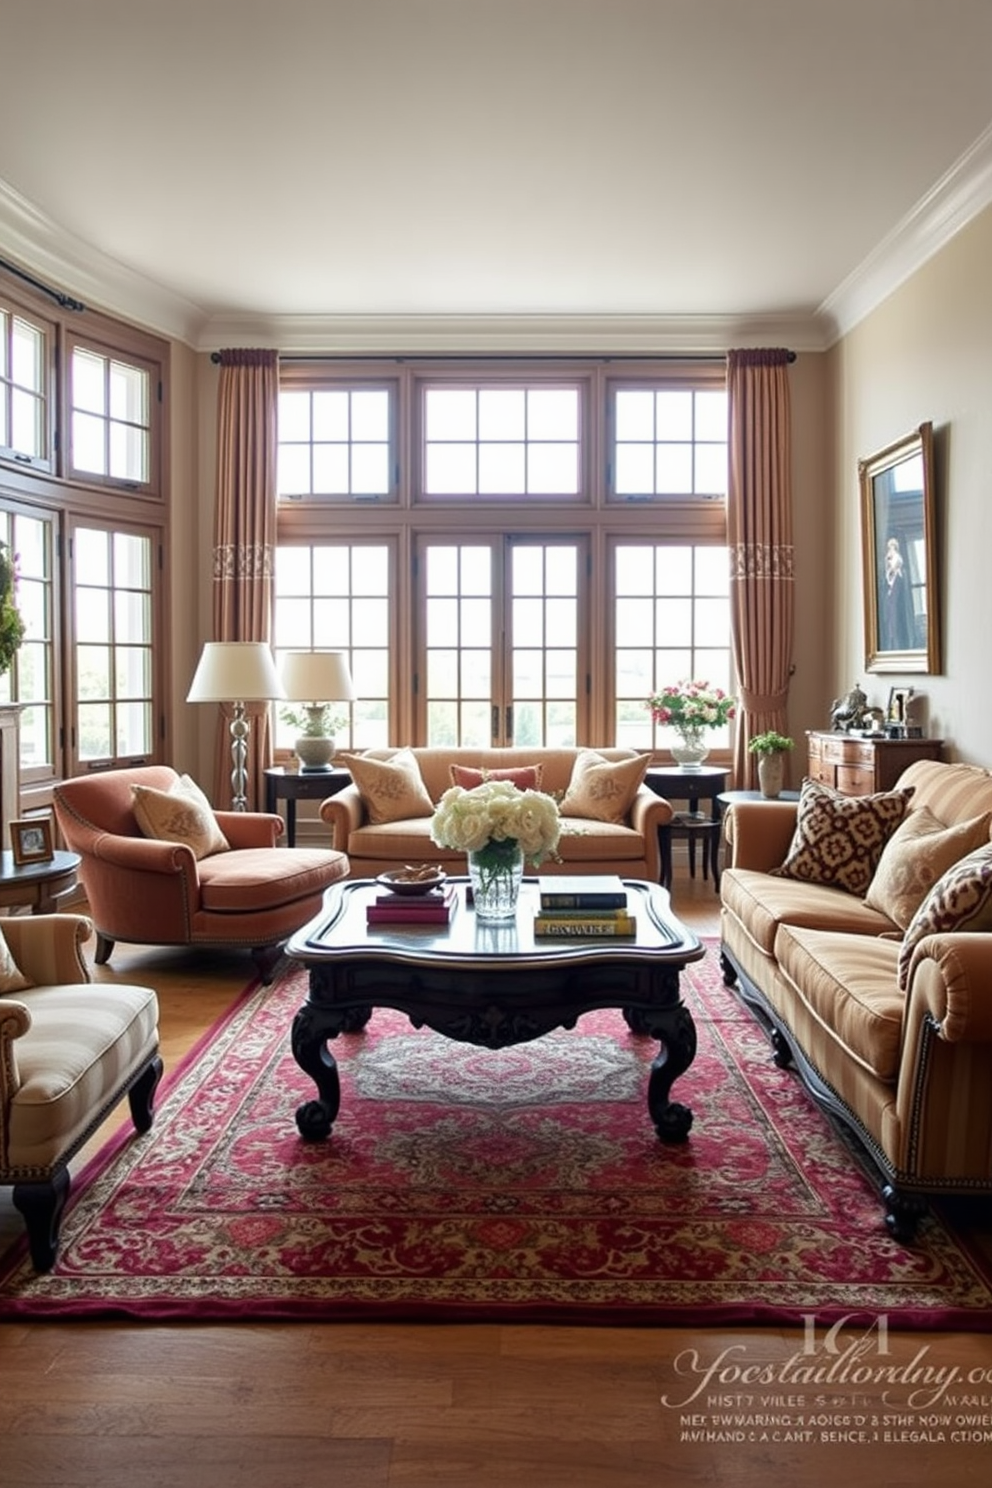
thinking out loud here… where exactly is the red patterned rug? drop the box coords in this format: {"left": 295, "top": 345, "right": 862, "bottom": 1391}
{"left": 2, "top": 946, "right": 992, "bottom": 1325}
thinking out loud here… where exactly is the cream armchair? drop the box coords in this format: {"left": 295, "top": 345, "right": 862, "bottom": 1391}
{"left": 0, "top": 914, "right": 161, "bottom": 1271}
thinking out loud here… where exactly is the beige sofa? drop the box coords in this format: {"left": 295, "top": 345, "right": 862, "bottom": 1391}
{"left": 320, "top": 746, "right": 672, "bottom": 880}
{"left": 720, "top": 758, "right": 992, "bottom": 1240}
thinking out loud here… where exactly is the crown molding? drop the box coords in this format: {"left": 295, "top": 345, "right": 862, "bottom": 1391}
{"left": 819, "top": 121, "right": 992, "bottom": 343}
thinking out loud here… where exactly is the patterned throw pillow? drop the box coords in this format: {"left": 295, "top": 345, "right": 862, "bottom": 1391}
{"left": 771, "top": 777, "right": 914, "bottom": 897}
{"left": 865, "top": 805, "right": 992, "bottom": 929}
{"left": 339, "top": 749, "right": 434, "bottom": 824}
{"left": 0, "top": 925, "right": 32, "bottom": 993}
{"left": 897, "top": 842, "right": 992, "bottom": 990}
{"left": 558, "top": 750, "right": 651, "bottom": 824}
{"left": 449, "top": 764, "right": 544, "bottom": 791}
{"left": 131, "top": 774, "right": 231, "bottom": 859}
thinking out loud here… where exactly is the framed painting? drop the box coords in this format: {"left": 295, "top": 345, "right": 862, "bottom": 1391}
{"left": 859, "top": 422, "right": 939, "bottom": 674}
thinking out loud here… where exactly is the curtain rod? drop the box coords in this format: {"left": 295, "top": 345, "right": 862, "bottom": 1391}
{"left": 0, "top": 255, "right": 85, "bottom": 312}
{"left": 211, "top": 350, "right": 796, "bottom": 364}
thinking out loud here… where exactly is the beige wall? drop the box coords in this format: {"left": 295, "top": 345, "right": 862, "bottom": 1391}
{"left": 829, "top": 203, "right": 992, "bottom": 766}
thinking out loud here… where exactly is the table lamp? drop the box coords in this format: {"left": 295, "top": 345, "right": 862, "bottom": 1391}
{"left": 187, "top": 641, "right": 285, "bottom": 810}
{"left": 279, "top": 650, "right": 356, "bottom": 771}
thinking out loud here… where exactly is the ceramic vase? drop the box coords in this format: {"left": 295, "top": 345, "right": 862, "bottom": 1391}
{"left": 757, "top": 752, "right": 785, "bottom": 798}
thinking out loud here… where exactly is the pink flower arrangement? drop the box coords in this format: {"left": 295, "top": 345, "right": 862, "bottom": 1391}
{"left": 646, "top": 680, "right": 736, "bottom": 730}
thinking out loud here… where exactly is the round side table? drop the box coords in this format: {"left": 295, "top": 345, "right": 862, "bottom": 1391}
{"left": 0, "top": 849, "right": 81, "bottom": 914}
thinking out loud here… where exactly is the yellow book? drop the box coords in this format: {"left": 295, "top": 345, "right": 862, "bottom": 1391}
{"left": 533, "top": 914, "right": 637, "bottom": 937}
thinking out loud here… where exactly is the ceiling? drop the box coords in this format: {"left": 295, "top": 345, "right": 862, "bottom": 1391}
{"left": 2, "top": 0, "right": 992, "bottom": 353}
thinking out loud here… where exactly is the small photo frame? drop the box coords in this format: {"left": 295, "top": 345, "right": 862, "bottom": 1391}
{"left": 10, "top": 817, "right": 55, "bottom": 866}
{"left": 887, "top": 686, "right": 914, "bottom": 724}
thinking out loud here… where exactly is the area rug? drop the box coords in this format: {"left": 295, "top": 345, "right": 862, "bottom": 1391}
{"left": 2, "top": 945, "right": 992, "bottom": 1326}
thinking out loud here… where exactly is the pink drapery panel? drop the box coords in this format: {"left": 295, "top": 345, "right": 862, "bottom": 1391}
{"left": 211, "top": 349, "right": 279, "bottom": 811}
{"left": 726, "top": 349, "right": 794, "bottom": 789}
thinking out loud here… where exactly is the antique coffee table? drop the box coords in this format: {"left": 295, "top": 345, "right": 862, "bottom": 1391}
{"left": 285, "top": 877, "right": 704, "bottom": 1144}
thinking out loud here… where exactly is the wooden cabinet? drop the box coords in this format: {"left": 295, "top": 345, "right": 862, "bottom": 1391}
{"left": 806, "top": 731, "right": 943, "bottom": 796}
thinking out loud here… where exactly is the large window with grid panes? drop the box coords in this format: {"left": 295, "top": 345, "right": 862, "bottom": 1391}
{"left": 275, "top": 360, "right": 732, "bottom": 759}
{"left": 0, "top": 268, "right": 168, "bottom": 816}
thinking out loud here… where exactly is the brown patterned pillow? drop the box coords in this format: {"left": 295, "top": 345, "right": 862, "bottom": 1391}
{"left": 558, "top": 750, "right": 651, "bottom": 824}
{"left": 132, "top": 774, "right": 231, "bottom": 859}
{"left": 449, "top": 764, "right": 544, "bottom": 791}
{"left": 865, "top": 806, "right": 992, "bottom": 929}
{"left": 340, "top": 749, "right": 434, "bottom": 824}
{"left": 897, "top": 843, "right": 992, "bottom": 990}
{"left": 771, "top": 777, "right": 914, "bottom": 897}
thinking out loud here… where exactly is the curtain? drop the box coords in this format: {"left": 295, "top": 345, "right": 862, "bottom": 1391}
{"left": 726, "top": 349, "right": 794, "bottom": 789}
{"left": 211, "top": 348, "right": 279, "bottom": 810}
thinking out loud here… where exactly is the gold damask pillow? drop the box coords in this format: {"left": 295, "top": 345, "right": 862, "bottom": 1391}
{"left": 131, "top": 774, "right": 230, "bottom": 859}
{"left": 340, "top": 749, "right": 434, "bottom": 824}
{"left": 771, "top": 778, "right": 914, "bottom": 897}
{"left": 865, "top": 805, "right": 992, "bottom": 930}
{"left": 558, "top": 750, "right": 651, "bottom": 824}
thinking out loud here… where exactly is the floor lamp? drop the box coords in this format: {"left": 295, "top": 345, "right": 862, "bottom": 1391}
{"left": 187, "top": 642, "right": 285, "bottom": 811}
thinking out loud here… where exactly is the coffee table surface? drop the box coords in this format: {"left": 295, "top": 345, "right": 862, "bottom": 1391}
{"left": 288, "top": 876, "right": 701, "bottom": 968}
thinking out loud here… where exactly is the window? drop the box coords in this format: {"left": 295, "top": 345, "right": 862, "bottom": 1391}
{"left": 278, "top": 383, "right": 395, "bottom": 501}
{"left": 0, "top": 301, "right": 50, "bottom": 469}
{"left": 68, "top": 343, "right": 151, "bottom": 487}
{"left": 70, "top": 524, "right": 155, "bottom": 764}
{"left": 422, "top": 382, "right": 581, "bottom": 499}
{"left": 273, "top": 542, "right": 392, "bottom": 749}
{"left": 0, "top": 508, "right": 56, "bottom": 782}
{"left": 611, "top": 384, "right": 727, "bottom": 500}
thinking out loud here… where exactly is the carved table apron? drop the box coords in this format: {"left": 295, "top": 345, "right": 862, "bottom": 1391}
{"left": 286, "top": 877, "right": 704, "bottom": 1145}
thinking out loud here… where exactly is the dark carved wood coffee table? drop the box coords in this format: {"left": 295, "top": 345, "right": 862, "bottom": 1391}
{"left": 285, "top": 877, "right": 704, "bottom": 1144}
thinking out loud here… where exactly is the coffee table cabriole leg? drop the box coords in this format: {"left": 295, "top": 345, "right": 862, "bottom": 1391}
{"left": 622, "top": 964, "right": 698, "bottom": 1142}
{"left": 291, "top": 996, "right": 372, "bottom": 1141}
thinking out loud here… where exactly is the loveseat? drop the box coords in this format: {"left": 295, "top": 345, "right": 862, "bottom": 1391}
{"left": 720, "top": 758, "right": 992, "bottom": 1240}
{"left": 319, "top": 746, "right": 672, "bottom": 880}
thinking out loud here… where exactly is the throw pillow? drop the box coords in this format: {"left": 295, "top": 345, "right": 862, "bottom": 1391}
{"left": 0, "top": 925, "right": 32, "bottom": 993}
{"left": 449, "top": 764, "right": 544, "bottom": 791}
{"left": 898, "top": 842, "right": 992, "bottom": 990}
{"left": 770, "top": 777, "right": 914, "bottom": 897}
{"left": 131, "top": 774, "right": 231, "bottom": 860}
{"left": 865, "top": 806, "right": 992, "bottom": 930}
{"left": 558, "top": 750, "right": 651, "bottom": 824}
{"left": 339, "top": 748, "right": 434, "bottom": 824}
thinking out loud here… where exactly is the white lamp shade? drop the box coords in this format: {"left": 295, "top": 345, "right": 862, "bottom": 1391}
{"left": 187, "top": 642, "right": 286, "bottom": 703}
{"left": 279, "top": 650, "right": 356, "bottom": 703}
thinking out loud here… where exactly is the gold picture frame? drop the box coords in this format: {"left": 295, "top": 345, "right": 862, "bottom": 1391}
{"left": 859, "top": 422, "right": 939, "bottom": 674}
{"left": 10, "top": 817, "right": 55, "bottom": 866}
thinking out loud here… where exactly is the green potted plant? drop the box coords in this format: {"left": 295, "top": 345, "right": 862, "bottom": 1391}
{"left": 748, "top": 731, "right": 794, "bottom": 798}
{"left": 0, "top": 541, "right": 26, "bottom": 680}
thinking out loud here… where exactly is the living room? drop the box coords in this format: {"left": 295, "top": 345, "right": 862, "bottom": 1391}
{"left": 3, "top": 4, "right": 992, "bottom": 1485}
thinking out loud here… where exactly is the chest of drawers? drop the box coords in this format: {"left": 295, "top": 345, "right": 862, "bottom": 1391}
{"left": 806, "top": 731, "right": 943, "bottom": 796}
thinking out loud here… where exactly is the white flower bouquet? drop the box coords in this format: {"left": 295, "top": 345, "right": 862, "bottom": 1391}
{"left": 430, "top": 778, "right": 562, "bottom": 866}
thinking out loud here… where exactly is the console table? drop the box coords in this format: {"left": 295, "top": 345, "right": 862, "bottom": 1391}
{"left": 806, "top": 732, "right": 943, "bottom": 796}
{"left": 645, "top": 764, "right": 729, "bottom": 892}
{"left": 264, "top": 766, "right": 351, "bottom": 847}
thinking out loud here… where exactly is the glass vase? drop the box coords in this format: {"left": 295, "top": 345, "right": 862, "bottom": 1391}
{"left": 670, "top": 726, "right": 710, "bottom": 771}
{"left": 468, "top": 839, "right": 525, "bottom": 921}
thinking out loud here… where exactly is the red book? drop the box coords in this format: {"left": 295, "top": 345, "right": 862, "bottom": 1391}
{"left": 366, "top": 885, "right": 457, "bottom": 925}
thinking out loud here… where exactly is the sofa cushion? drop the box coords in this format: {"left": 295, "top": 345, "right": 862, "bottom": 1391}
{"left": 558, "top": 749, "right": 651, "bottom": 824}
{"left": 865, "top": 805, "right": 991, "bottom": 930}
{"left": 197, "top": 847, "right": 349, "bottom": 912}
{"left": 776, "top": 925, "right": 906, "bottom": 1083}
{"left": 898, "top": 842, "right": 992, "bottom": 989}
{"left": 131, "top": 774, "right": 230, "bottom": 859}
{"left": 721, "top": 866, "right": 895, "bottom": 957}
{"left": 339, "top": 748, "right": 434, "bottom": 824}
{"left": 0, "top": 925, "right": 32, "bottom": 992}
{"left": 449, "top": 763, "right": 544, "bottom": 791}
{"left": 771, "top": 778, "right": 914, "bottom": 896}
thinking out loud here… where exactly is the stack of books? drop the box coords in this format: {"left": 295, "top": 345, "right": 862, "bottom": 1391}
{"left": 533, "top": 875, "right": 636, "bottom": 937}
{"left": 366, "top": 883, "right": 458, "bottom": 927}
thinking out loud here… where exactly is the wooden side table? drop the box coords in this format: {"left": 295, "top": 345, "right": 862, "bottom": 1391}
{"left": 264, "top": 766, "right": 351, "bottom": 847}
{"left": 645, "top": 765, "right": 729, "bottom": 892}
{"left": 0, "top": 849, "right": 81, "bottom": 914}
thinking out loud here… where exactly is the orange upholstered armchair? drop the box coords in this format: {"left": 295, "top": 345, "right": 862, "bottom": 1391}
{"left": 54, "top": 765, "right": 349, "bottom": 982}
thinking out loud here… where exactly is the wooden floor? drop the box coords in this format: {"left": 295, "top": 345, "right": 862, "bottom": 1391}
{"left": 2, "top": 873, "right": 990, "bottom": 1487}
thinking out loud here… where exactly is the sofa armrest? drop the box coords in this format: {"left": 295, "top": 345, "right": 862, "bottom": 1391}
{"left": 1, "top": 914, "right": 93, "bottom": 986}
{"left": 0, "top": 997, "right": 32, "bottom": 1102}
{"left": 320, "top": 785, "right": 365, "bottom": 850}
{"left": 215, "top": 810, "right": 284, "bottom": 848}
{"left": 723, "top": 800, "right": 798, "bottom": 873}
{"left": 906, "top": 933, "right": 992, "bottom": 1043}
{"left": 628, "top": 785, "right": 674, "bottom": 883}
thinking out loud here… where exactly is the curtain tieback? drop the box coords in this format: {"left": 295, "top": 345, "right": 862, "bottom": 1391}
{"left": 739, "top": 689, "right": 789, "bottom": 713}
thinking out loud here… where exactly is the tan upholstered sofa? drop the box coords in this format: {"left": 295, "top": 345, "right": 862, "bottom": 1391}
{"left": 720, "top": 758, "right": 992, "bottom": 1240}
{"left": 320, "top": 746, "right": 672, "bottom": 880}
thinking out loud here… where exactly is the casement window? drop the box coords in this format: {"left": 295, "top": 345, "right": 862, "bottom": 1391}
{"left": 65, "top": 334, "right": 159, "bottom": 494}
{"left": 0, "top": 299, "right": 52, "bottom": 471}
{"left": 276, "top": 358, "right": 732, "bottom": 754}
{"left": 277, "top": 377, "right": 397, "bottom": 503}
{"left": 0, "top": 507, "right": 57, "bottom": 786}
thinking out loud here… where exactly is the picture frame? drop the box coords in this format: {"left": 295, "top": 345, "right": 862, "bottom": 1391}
{"left": 886, "top": 686, "right": 914, "bottom": 731}
{"left": 859, "top": 422, "right": 940, "bottom": 674}
{"left": 10, "top": 816, "right": 55, "bottom": 866}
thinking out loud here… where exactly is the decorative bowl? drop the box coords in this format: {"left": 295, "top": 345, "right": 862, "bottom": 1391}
{"left": 376, "top": 867, "right": 447, "bottom": 897}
